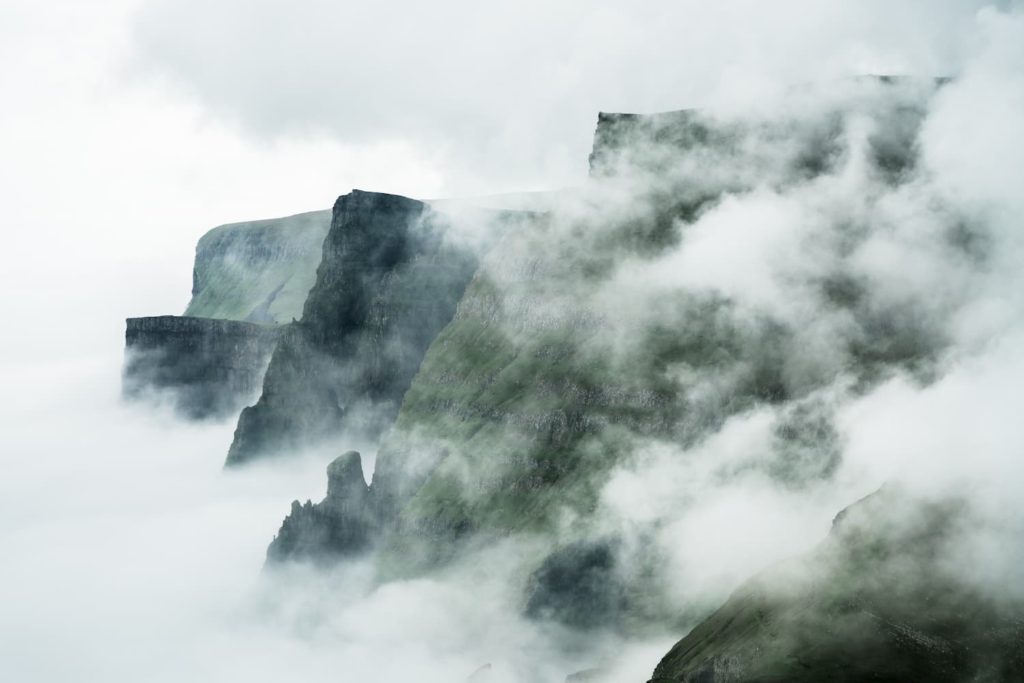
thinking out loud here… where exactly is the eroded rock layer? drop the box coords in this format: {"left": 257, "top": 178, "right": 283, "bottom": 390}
{"left": 123, "top": 315, "right": 282, "bottom": 420}
{"left": 647, "top": 489, "right": 1024, "bottom": 683}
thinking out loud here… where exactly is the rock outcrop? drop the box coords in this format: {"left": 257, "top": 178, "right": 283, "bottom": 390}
{"left": 123, "top": 315, "right": 282, "bottom": 419}
{"left": 646, "top": 488, "right": 1024, "bottom": 682}
{"left": 225, "top": 190, "right": 488, "bottom": 466}
{"left": 266, "top": 451, "right": 378, "bottom": 564}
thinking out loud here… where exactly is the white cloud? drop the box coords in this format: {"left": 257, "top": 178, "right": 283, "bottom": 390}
{"left": 126, "top": 0, "right": 1013, "bottom": 194}
{"left": 3, "top": 2, "right": 1024, "bottom": 681}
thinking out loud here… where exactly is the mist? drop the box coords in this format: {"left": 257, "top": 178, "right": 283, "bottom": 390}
{"left": 128, "top": 0, "right": 1016, "bottom": 194}
{"left": 3, "top": 1, "right": 1024, "bottom": 682}
{"left": 0, "top": 354, "right": 675, "bottom": 681}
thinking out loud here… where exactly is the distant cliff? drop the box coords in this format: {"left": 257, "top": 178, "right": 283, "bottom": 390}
{"left": 647, "top": 488, "right": 1024, "bottom": 683}
{"left": 186, "top": 209, "right": 331, "bottom": 324}
{"left": 123, "top": 315, "right": 281, "bottom": 420}
{"left": 123, "top": 209, "right": 330, "bottom": 419}
{"left": 267, "top": 451, "right": 377, "bottom": 563}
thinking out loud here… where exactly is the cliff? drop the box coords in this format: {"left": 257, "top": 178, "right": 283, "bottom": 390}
{"left": 646, "top": 489, "right": 1024, "bottom": 682}
{"left": 123, "top": 315, "right": 282, "bottom": 420}
{"left": 262, "top": 79, "right": 957, "bottom": 636}
{"left": 123, "top": 209, "right": 330, "bottom": 419}
{"left": 225, "top": 190, "right": 501, "bottom": 465}
{"left": 185, "top": 209, "right": 331, "bottom": 323}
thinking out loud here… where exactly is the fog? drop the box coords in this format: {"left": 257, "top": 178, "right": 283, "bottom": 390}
{"left": 2, "top": 1, "right": 1024, "bottom": 681}
{"left": 129, "top": 0, "right": 1016, "bottom": 194}
{"left": 0, "top": 355, "right": 675, "bottom": 681}
{"left": 585, "top": 11, "right": 1024, "bottom": 618}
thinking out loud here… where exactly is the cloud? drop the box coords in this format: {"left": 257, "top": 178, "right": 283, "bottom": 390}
{"left": 569, "top": 7, "right": 1024, "bottom": 626}
{"left": 0, "top": 355, "right": 667, "bottom": 682}
{"left": 127, "top": 0, "right": 1015, "bottom": 194}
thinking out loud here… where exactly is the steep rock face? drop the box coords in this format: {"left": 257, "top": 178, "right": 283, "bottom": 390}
{"left": 266, "top": 451, "right": 378, "bottom": 563}
{"left": 123, "top": 315, "right": 282, "bottom": 419}
{"left": 524, "top": 540, "right": 626, "bottom": 629}
{"left": 336, "top": 79, "right": 953, "bottom": 578}
{"left": 646, "top": 488, "right": 1024, "bottom": 683}
{"left": 186, "top": 209, "right": 331, "bottom": 323}
{"left": 263, "top": 80, "right": 979, "bottom": 640}
{"left": 124, "top": 210, "right": 328, "bottom": 419}
{"left": 226, "top": 190, "right": 483, "bottom": 465}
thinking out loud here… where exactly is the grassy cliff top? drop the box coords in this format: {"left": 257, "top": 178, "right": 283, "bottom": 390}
{"left": 185, "top": 209, "right": 331, "bottom": 323}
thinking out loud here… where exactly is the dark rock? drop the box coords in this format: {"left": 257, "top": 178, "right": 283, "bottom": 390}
{"left": 524, "top": 540, "right": 625, "bottom": 630}
{"left": 122, "top": 315, "right": 281, "bottom": 420}
{"left": 225, "top": 190, "right": 481, "bottom": 466}
{"left": 646, "top": 488, "right": 1024, "bottom": 683}
{"left": 266, "top": 451, "right": 378, "bottom": 564}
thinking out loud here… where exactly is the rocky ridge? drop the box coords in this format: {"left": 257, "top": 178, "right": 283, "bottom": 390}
{"left": 646, "top": 488, "right": 1024, "bottom": 682}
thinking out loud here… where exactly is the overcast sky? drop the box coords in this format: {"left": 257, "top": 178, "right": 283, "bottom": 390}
{"left": 0, "top": 0, "right": 1020, "bottom": 357}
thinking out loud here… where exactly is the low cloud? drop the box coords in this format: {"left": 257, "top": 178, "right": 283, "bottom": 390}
{"left": 127, "top": 0, "right": 1015, "bottom": 194}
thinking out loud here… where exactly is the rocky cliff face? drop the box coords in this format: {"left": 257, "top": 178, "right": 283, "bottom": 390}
{"left": 186, "top": 209, "right": 331, "bottom": 323}
{"left": 123, "top": 315, "right": 282, "bottom": 420}
{"left": 260, "top": 79, "right": 978, "bottom": 640}
{"left": 646, "top": 488, "right": 1024, "bottom": 683}
{"left": 123, "top": 209, "right": 329, "bottom": 420}
{"left": 225, "top": 190, "right": 491, "bottom": 466}
{"left": 267, "top": 451, "right": 378, "bottom": 564}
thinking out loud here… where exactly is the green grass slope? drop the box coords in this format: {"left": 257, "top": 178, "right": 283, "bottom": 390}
{"left": 185, "top": 209, "right": 330, "bottom": 323}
